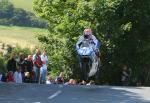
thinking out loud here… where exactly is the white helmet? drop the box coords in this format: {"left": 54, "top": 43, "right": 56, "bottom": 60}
{"left": 83, "top": 28, "right": 92, "bottom": 39}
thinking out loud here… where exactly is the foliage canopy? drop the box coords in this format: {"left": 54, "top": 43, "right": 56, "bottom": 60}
{"left": 34, "top": 0, "right": 150, "bottom": 85}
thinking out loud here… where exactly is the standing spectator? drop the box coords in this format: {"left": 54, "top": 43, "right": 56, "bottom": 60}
{"left": 17, "top": 53, "right": 26, "bottom": 82}
{"left": 7, "top": 53, "right": 17, "bottom": 73}
{"left": 33, "top": 49, "right": 42, "bottom": 83}
{"left": 0, "top": 73, "right": 2, "bottom": 83}
{"left": 121, "top": 65, "right": 131, "bottom": 86}
{"left": 24, "top": 55, "right": 34, "bottom": 83}
{"left": 40, "top": 50, "right": 48, "bottom": 84}
{"left": 13, "top": 67, "right": 22, "bottom": 83}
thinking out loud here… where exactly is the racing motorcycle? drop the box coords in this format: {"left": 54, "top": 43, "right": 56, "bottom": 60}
{"left": 77, "top": 40, "right": 100, "bottom": 81}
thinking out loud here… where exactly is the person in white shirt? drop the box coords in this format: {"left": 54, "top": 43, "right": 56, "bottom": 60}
{"left": 40, "top": 50, "right": 48, "bottom": 84}
{"left": 13, "top": 67, "right": 22, "bottom": 83}
{"left": 46, "top": 76, "right": 54, "bottom": 84}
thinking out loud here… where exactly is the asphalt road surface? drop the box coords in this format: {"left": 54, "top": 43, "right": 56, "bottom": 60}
{"left": 0, "top": 83, "right": 150, "bottom": 103}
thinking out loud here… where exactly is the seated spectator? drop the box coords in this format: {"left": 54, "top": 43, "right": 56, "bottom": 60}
{"left": 13, "top": 67, "right": 22, "bottom": 83}
{"left": 79, "top": 80, "right": 86, "bottom": 85}
{"left": 24, "top": 72, "right": 31, "bottom": 83}
{"left": 1, "top": 73, "right": 7, "bottom": 82}
{"left": 68, "top": 79, "right": 76, "bottom": 85}
{"left": 6, "top": 71, "right": 14, "bottom": 82}
{"left": 55, "top": 72, "right": 64, "bottom": 84}
{"left": 55, "top": 77, "right": 63, "bottom": 84}
{"left": 86, "top": 80, "right": 95, "bottom": 85}
{"left": 46, "top": 76, "right": 54, "bottom": 84}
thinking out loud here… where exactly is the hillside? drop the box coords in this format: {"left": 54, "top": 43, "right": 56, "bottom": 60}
{"left": 0, "top": 25, "right": 48, "bottom": 49}
{"left": 9, "top": 0, "right": 34, "bottom": 12}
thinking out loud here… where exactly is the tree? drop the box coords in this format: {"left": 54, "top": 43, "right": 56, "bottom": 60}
{"left": 11, "top": 8, "right": 29, "bottom": 26}
{"left": 0, "top": 55, "right": 6, "bottom": 74}
{"left": 0, "top": 0, "right": 14, "bottom": 19}
{"left": 34, "top": 0, "right": 150, "bottom": 85}
{"left": 95, "top": 0, "right": 150, "bottom": 85}
{"left": 0, "top": 0, "right": 47, "bottom": 28}
{"left": 33, "top": 0, "right": 97, "bottom": 80}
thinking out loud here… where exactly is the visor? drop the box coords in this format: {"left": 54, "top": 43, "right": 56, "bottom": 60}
{"left": 84, "top": 35, "right": 89, "bottom": 39}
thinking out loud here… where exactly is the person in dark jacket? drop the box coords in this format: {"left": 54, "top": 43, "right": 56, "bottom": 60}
{"left": 17, "top": 53, "right": 26, "bottom": 82}
{"left": 7, "top": 54, "right": 17, "bottom": 73}
{"left": 24, "top": 55, "right": 34, "bottom": 83}
{"left": 1, "top": 73, "right": 7, "bottom": 82}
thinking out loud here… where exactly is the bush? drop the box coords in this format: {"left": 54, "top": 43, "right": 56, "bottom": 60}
{"left": 0, "top": 55, "right": 6, "bottom": 74}
{"left": 11, "top": 45, "right": 32, "bottom": 58}
{"left": 0, "top": 0, "right": 14, "bottom": 19}
{"left": 0, "top": 19, "right": 11, "bottom": 26}
{"left": 0, "top": 0, "right": 47, "bottom": 28}
{"left": 11, "top": 8, "right": 29, "bottom": 26}
{"left": 30, "top": 16, "right": 47, "bottom": 28}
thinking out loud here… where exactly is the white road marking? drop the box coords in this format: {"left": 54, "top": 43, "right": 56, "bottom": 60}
{"left": 59, "top": 85, "right": 63, "bottom": 88}
{"left": 48, "top": 90, "right": 62, "bottom": 99}
{"left": 16, "top": 98, "right": 25, "bottom": 100}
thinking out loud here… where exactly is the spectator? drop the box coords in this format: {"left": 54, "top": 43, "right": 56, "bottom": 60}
{"left": 79, "top": 80, "right": 86, "bottom": 85}
{"left": 68, "top": 79, "right": 76, "bottom": 85}
{"left": 55, "top": 72, "right": 64, "bottom": 84}
{"left": 24, "top": 72, "right": 31, "bottom": 83}
{"left": 17, "top": 53, "right": 26, "bottom": 82}
{"left": 13, "top": 67, "right": 22, "bottom": 83}
{"left": 24, "top": 55, "right": 34, "bottom": 83}
{"left": 121, "top": 65, "right": 131, "bottom": 86}
{"left": 6, "top": 53, "right": 17, "bottom": 73}
{"left": 1, "top": 73, "right": 7, "bottom": 82}
{"left": 0, "top": 73, "right": 2, "bottom": 82}
{"left": 46, "top": 76, "right": 54, "bottom": 84}
{"left": 6, "top": 71, "right": 14, "bottom": 82}
{"left": 86, "top": 80, "right": 95, "bottom": 85}
{"left": 40, "top": 50, "right": 48, "bottom": 84}
{"left": 33, "top": 49, "right": 42, "bottom": 83}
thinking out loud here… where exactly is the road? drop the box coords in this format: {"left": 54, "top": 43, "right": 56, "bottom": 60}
{"left": 0, "top": 83, "right": 150, "bottom": 103}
